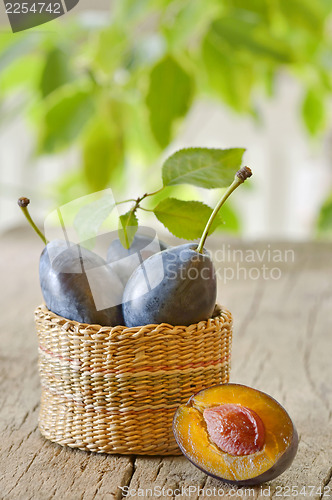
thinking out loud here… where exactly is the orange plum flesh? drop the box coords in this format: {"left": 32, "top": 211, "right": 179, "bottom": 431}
{"left": 173, "top": 384, "right": 298, "bottom": 486}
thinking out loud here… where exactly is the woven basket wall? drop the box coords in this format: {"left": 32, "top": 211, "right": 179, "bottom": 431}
{"left": 35, "top": 304, "right": 233, "bottom": 456}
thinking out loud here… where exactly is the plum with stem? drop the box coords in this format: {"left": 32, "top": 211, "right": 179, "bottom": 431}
{"left": 18, "top": 198, "right": 124, "bottom": 326}
{"left": 122, "top": 167, "right": 252, "bottom": 327}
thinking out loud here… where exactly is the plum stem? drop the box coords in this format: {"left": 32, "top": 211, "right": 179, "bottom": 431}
{"left": 137, "top": 187, "right": 164, "bottom": 205}
{"left": 116, "top": 187, "right": 164, "bottom": 207}
{"left": 138, "top": 206, "right": 154, "bottom": 212}
{"left": 196, "top": 167, "right": 252, "bottom": 254}
{"left": 144, "top": 187, "right": 164, "bottom": 197}
{"left": 117, "top": 187, "right": 165, "bottom": 247}
{"left": 116, "top": 198, "right": 137, "bottom": 205}
{"left": 17, "top": 197, "right": 48, "bottom": 245}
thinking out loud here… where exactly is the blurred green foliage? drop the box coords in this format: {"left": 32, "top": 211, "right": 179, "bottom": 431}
{"left": 317, "top": 194, "right": 332, "bottom": 237}
{"left": 1, "top": 0, "right": 332, "bottom": 233}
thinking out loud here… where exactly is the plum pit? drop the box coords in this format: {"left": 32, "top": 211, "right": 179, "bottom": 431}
{"left": 203, "top": 404, "right": 265, "bottom": 456}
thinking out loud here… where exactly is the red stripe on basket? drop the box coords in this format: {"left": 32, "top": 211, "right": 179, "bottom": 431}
{"left": 39, "top": 345, "right": 229, "bottom": 373}
{"left": 39, "top": 345, "right": 80, "bottom": 365}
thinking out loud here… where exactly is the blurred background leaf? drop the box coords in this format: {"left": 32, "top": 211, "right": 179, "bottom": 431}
{"left": 317, "top": 194, "right": 332, "bottom": 237}
{"left": 83, "top": 97, "right": 124, "bottom": 192}
{"left": 302, "top": 88, "right": 326, "bottom": 136}
{"left": 146, "top": 55, "right": 194, "bottom": 148}
{"left": 39, "top": 84, "right": 95, "bottom": 153}
{"left": 40, "top": 47, "right": 73, "bottom": 98}
{"left": 207, "top": 17, "right": 293, "bottom": 63}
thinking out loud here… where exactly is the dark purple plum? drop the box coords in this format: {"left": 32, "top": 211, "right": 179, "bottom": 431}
{"left": 40, "top": 240, "right": 124, "bottom": 326}
{"left": 122, "top": 243, "right": 216, "bottom": 327}
{"left": 107, "top": 230, "right": 168, "bottom": 286}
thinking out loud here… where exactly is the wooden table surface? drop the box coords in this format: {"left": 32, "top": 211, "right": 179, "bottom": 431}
{"left": 1, "top": 229, "right": 331, "bottom": 499}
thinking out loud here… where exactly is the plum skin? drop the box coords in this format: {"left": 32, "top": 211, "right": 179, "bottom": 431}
{"left": 122, "top": 243, "right": 217, "bottom": 327}
{"left": 173, "top": 384, "right": 299, "bottom": 486}
{"left": 107, "top": 232, "right": 168, "bottom": 287}
{"left": 40, "top": 240, "right": 124, "bottom": 326}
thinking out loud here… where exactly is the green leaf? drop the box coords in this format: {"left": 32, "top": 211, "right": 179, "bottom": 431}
{"left": 0, "top": 34, "right": 39, "bottom": 73}
{"left": 153, "top": 198, "right": 223, "bottom": 240}
{"left": 317, "top": 193, "right": 332, "bottom": 236}
{"left": 73, "top": 193, "right": 115, "bottom": 248}
{"left": 40, "top": 47, "right": 72, "bottom": 98}
{"left": 118, "top": 210, "right": 138, "bottom": 249}
{"left": 115, "top": 0, "right": 173, "bottom": 25}
{"left": 39, "top": 85, "right": 95, "bottom": 153}
{"left": 161, "top": 0, "right": 219, "bottom": 50}
{"left": 123, "top": 98, "right": 161, "bottom": 165}
{"left": 208, "top": 17, "right": 294, "bottom": 63}
{"left": 146, "top": 55, "right": 194, "bottom": 148}
{"left": 202, "top": 33, "right": 254, "bottom": 112}
{"left": 162, "top": 148, "right": 246, "bottom": 189}
{"left": 83, "top": 106, "right": 124, "bottom": 192}
{"left": 302, "top": 88, "right": 326, "bottom": 136}
{"left": 224, "top": 0, "right": 271, "bottom": 21}
{"left": 93, "top": 26, "right": 127, "bottom": 75}
{"left": 0, "top": 54, "right": 42, "bottom": 94}
{"left": 278, "top": 0, "right": 325, "bottom": 36}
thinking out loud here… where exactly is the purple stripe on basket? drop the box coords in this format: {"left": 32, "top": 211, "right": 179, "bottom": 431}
{"left": 39, "top": 345, "right": 229, "bottom": 373}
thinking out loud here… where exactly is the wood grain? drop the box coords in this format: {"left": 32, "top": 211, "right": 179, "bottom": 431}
{"left": 0, "top": 229, "right": 331, "bottom": 499}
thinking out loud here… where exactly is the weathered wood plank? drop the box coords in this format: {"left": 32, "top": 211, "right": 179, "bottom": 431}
{"left": 0, "top": 230, "right": 331, "bottom": 499}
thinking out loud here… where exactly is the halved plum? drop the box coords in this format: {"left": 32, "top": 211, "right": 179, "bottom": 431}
{"left": 173, "top": 384, "right": 298, "bottom": 486}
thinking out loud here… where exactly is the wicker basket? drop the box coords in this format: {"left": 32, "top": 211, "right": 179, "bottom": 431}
{"left": 35, "top": 304, "right": 232, "bottom": 455}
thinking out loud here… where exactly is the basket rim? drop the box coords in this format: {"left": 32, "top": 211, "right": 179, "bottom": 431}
{"left": 35, "top": 303, "right": 232, "bottom": 337}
